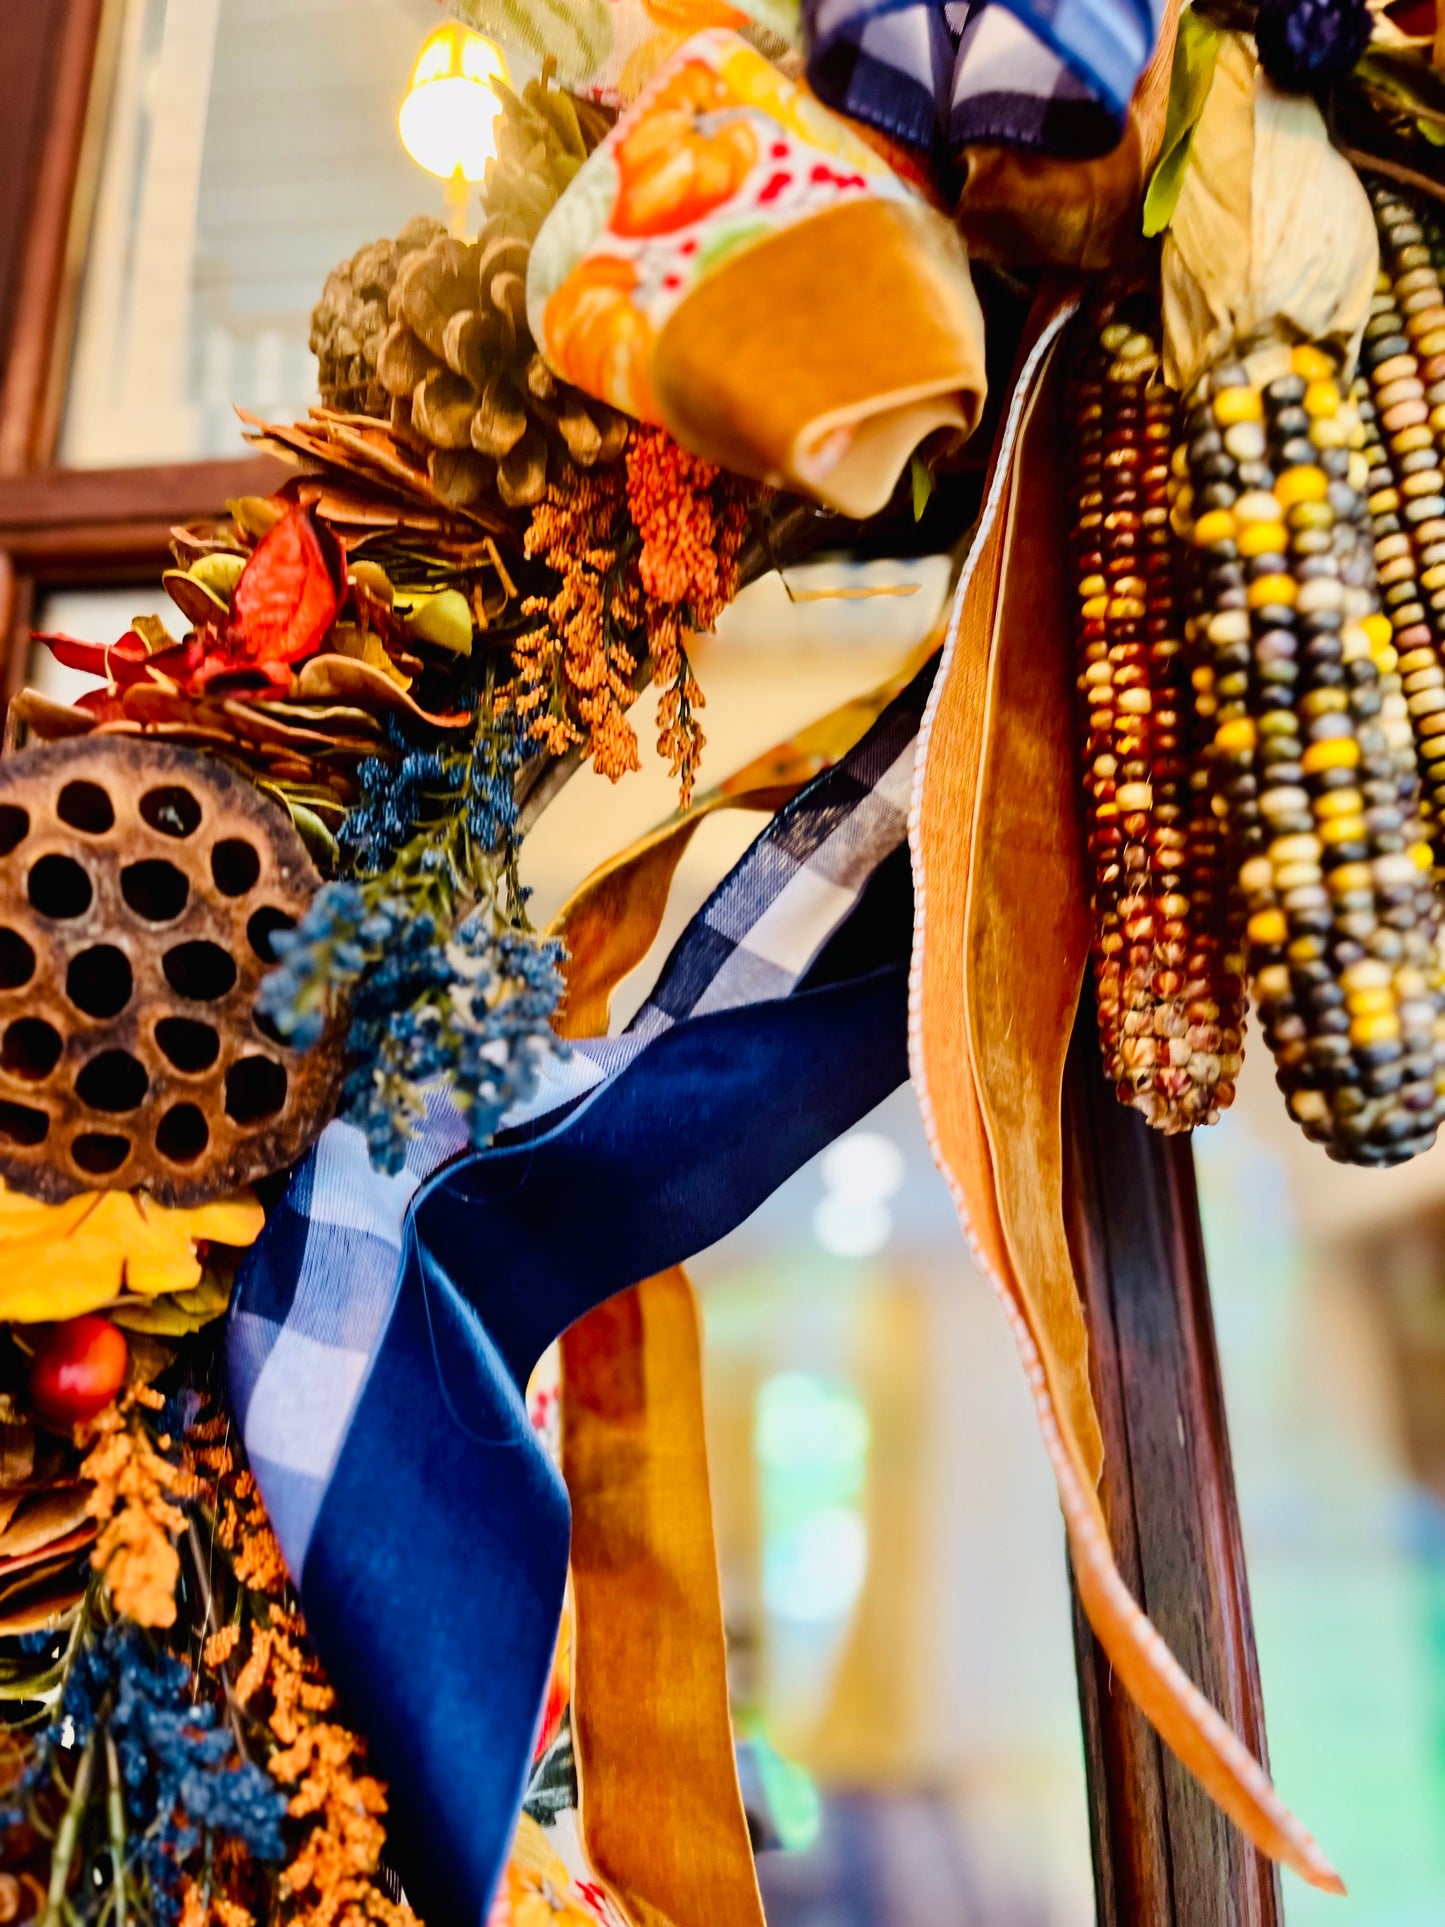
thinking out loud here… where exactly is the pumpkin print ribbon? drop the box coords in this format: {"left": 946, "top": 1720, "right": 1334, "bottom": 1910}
{"left": 453, "top": 0, "right": 1168, "bottom": 160}
{"left": 526, "top": 30, "right": 987, "bottom": 517}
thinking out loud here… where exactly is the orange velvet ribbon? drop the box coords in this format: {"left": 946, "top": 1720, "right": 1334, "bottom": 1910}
{"left": 548, "top": 666, "right": 921, "bottom": 1924}
{"left": 907, "top": 283, "right": 1344, "bottom": 1896}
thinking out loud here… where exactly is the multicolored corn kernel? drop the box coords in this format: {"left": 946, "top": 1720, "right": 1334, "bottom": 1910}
{"left": 1070, "top": 292, "right": 1245, "bottom": 1132}
{"left": 1356, "top": 179, "right": 1445, "bottom": 859}
{"left": 1176, "top": 340, "right": 1445, "bottom": 1165}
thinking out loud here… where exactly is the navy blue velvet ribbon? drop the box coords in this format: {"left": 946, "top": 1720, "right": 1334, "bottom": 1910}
{"left": 295, "top": 888, "right": 912, "bottom": 1924}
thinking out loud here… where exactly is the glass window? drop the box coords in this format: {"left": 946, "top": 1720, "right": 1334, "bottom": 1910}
{"left": 524, "top": 608, "right": 1095, "bottom": 1925}
{"left": 695, "top": 1086, "right": 1096, "bottom": 1925}
{"left": 60, "top": 0, "right": 458, "bottom": 467}
{"left": 1198, "top": 1060, "right": 1445, "bottom": 1925}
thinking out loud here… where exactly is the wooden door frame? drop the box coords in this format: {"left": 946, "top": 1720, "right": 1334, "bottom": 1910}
{"left": 0, "top": 6, "right": 1282, "bottom": 1920}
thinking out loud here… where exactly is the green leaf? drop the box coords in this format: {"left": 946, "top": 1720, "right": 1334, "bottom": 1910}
{"left": 1418, "top": 117, "right": 1445, "bottom": 147}
{"left": 285, "top": 799, "right": 340, "bottom": 870}
{"left": 110, "top": 1270, "right": 233, "bottom": 1336}
{"left": 910, "top": 454, "right": 935, "bottom": 522}
{"left": 1142, "top": 11, "right": 1224, "bottom": 239}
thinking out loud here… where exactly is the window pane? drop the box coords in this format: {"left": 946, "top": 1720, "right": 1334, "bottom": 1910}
{"left": 695, "top": 1085, "right": 1096, "bottom": 1927}
{"left": 60, "top": 0, "right": 458, "bottom": 467}
{"left": 1198, "top": 1062, "right": 1445, "bottom": 1924}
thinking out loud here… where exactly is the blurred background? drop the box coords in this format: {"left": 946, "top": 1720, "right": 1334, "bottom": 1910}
{"left": 21, "top": 0, "right": 1445, "bottom": 1920}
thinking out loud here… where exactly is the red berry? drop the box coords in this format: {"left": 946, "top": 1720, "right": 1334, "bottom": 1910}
{"left": 29, "top": 1315, "right": 128, "bottom": 1427}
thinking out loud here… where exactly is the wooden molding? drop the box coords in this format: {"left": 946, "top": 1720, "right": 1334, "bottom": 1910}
{"left": 1064, "top": 1008, "right": 1281, "bottom": 1927}
{"left": 0, "top": 0, "right": 108, "bottom": 474}
{"left": 0, "top": 456, "right": 293, "bottom": 577}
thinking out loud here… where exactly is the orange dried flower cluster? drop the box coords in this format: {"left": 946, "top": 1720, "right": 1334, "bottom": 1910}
{"left": 626, "top": 428, "right": 730, "bottom": 610}
{"left": 514, "top": 463, "right": 641, "bottom": 784}
{"left": 626, "top": 428, "right": 749, "bottom": 806}
{"left": 79, "top": 1386, "right": 199, "bottom": 1629}
{"left": 179, "top": 1877, "right": 255, "bottom": 1927}
{"left": 213, "top": 1461, "right": 290, "bottom": 1596}
{"left": 193, "top": 1434, "right": 418, "bottom": 1927}
{"left": 177, "top": 1837, "right": 264, "bottom": 1927}
{"left": 514, "top": 426, "right": 752, "bottom": 805}
{"left": 204, "top": 1623, "right": 243, "bottom": 1668}
{"left": 227, "top": 1606, "right": 417, "bottom": 1927}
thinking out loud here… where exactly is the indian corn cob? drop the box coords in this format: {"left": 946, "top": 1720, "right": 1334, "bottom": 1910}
{"left": 1173, "top": 341, "right": 1445, "bottom": 1164}
{"left": 1070, "top": 292, "right": 1245, "bottom": 1130}
{"left": 1353, "top": 180, "right": 1445, "bottom": 857}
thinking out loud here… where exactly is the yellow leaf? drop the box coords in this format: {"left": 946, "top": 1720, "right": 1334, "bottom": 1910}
{"left": 0, "top": 1182, "right": 264, "bottom": 1323}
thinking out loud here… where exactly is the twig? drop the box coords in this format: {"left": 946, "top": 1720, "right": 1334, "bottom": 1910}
{"left": 104, "top": 1730, "right": 126, "bottom": 1927}
{"left": 184, "top": 1519, "right": 250, "bottom": 1764}
{"left": 1340, "top": 142, "right": 1445, "bottom": 212}
{"left": 40, "top": 1730, "right": 94, "bottom": 1927}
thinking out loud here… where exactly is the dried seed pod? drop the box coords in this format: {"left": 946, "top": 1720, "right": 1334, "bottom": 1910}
{"left": 1069, "top": 289, "right": 1245, "bottom": 1131}
{"left": 1175, "top": 342, "right": 1445, "bottom": 1165}
{"left": 0, "top": 738, "right": 340, "bottom": 1205}
{"left": 1353, "top": 180, "right": 1445, "bottom": 859}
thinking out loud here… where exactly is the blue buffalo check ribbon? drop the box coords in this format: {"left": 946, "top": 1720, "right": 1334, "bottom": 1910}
{"left": 228, "top": 662, "right": 932, "bottom": 1924}
{"left": 804, "top": 0, "right": 1168, "bottom": 155}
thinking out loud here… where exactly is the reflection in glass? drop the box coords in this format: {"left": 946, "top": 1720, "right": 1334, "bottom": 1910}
{"left": 1198, "top": 1058, "right": 1445, "bottom": 1925}
{"left": 61, "top": 0, "right": 454, "bottom": 467}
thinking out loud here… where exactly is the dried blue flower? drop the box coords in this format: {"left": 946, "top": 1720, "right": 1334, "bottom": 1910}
{"left": 13, "top": 1620, "right": 287, "bottom": 1923}
{"left": 259, "top": 703, "right": 564, "bottom": 1171}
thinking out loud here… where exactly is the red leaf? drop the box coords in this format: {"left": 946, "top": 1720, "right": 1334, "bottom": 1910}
{"left": 228, "top": 503, "right": 345, "bottom": 666}
{"left": 32, "top": 630, "right": 152, "bottom": 686}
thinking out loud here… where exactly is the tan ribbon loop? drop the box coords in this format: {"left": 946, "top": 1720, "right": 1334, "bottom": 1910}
{"left": 908, "top": 284, "right": 1344, "bottom": 1895}
{"left": 548, "top": 642, "right": 936, "bottom": 1033}
{"left": 561, "top": 1270, "right": 766, "bottom": 1927}
{"left": 548, "top": 674, "right": 932, "bottom": 1927}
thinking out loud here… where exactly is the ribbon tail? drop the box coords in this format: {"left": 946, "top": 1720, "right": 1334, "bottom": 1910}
{"left": 243, "top": 932, "right": 910, "bottom": 1924}
{"left": 909, "top": 285, "right": 1343, "bottom": 1894}
{"left": 563, "top": 1269, "right": 768, "bottom": 1926}
{"left": 300, "top": 1230, "right": 571, "bottom": 1927}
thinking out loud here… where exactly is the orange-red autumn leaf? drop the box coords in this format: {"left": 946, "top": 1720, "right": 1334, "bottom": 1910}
{"left": 228, "top": 502, "right": 346, "bottom": 666}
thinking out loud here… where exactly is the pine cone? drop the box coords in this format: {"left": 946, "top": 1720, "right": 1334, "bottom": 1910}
{"left": 375, "top": 74, "right": 628, "bottom": 512}
{"left": 310, "top": 216, "right": 447, "bottom": 413}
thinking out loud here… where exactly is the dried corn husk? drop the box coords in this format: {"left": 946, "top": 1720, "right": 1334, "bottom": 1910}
{"left": 1162, "top": 33, "right": 1378, "bottom": 390}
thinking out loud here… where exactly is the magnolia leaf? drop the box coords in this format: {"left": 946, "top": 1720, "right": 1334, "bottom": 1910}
{"left": 0, "top": 1487, "right": 93, "bottom": 1561}
{"left": 0, "top": 1180, "right": 263, "bottom": 1323}
{"left": 1356, "top": 48, "right": 1445, "bottom": 123}
{"left": 189, "top": 551, "right": 247, "bottom": 602}
{"left": 0, "top": 1575, "right": 86, "bottom": 1644}
{"left": 163, "top": 568, "right": 230, "bottom": 629}
{"left": 285, "top": 800, "right": 340, "bottom": 871}
{"left": 1143, "top": 10, "right": 1224, "bottom": 237}
{"left": 405, "top": 588, "right": 474, "bottom": 656}
{"left": 129, "top": 614, "right": 179, "bottom": 656}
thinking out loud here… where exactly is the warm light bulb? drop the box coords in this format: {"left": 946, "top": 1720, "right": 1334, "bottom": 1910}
{"left": 398, "top": 23, "right": 507, "bottom": 183}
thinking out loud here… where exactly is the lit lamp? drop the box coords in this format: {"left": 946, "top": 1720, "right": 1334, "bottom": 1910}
{"left": 398, "top": 23, "right": 509, "bottom": 236}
